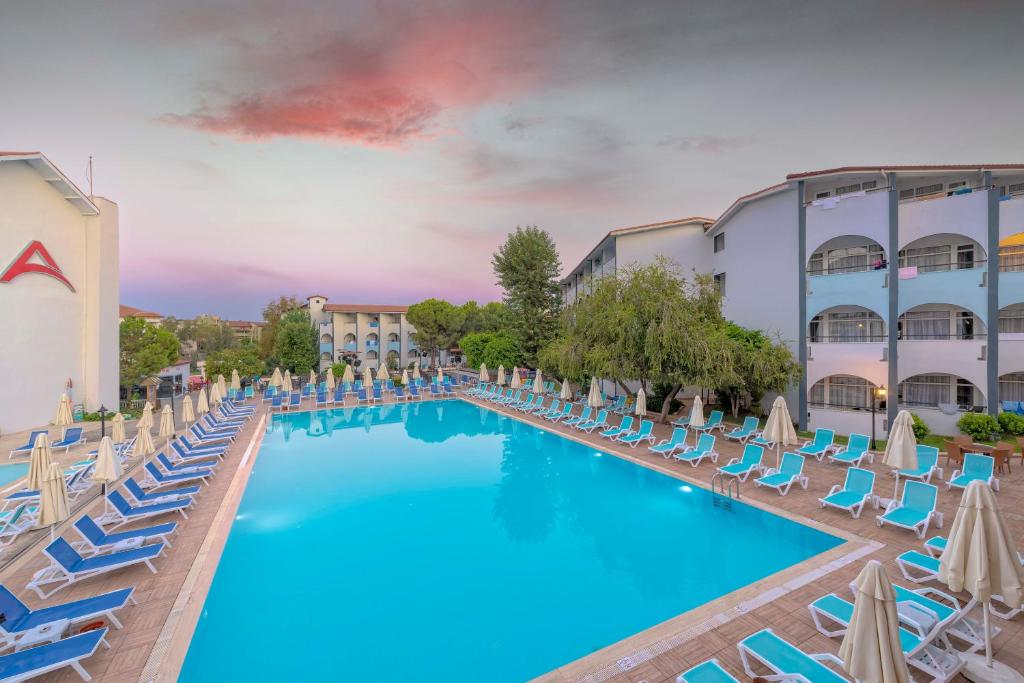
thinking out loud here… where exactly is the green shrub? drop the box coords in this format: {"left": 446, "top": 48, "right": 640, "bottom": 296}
{"left": 998, "top": 411, "right": 1024, "bottom": 436}
{"left": 910, "top": 412, "right": 929, "bottom": 440}
{"left": 956, "top": 412, "right": 1000, "bottom": 441}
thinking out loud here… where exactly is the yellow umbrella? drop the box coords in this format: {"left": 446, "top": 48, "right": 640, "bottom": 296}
{"left": 412, "top": 362, "right": 421, "bottom": 381}
{"left": 37, "top": 463, "right": 70, "bottom": 535}
{"left": 326, "top": 367, "right": 336, "bottom": 391}
{"left": 271, "top": 367, "right": 283, "bottom": 388}
{"left": 283, "top": 370, "right": 292, "bottom": 392}
{"left": 111, "top": 412, "right": 126, "bottom": 443}
{"left": 182, "top": 395, "right": 196, "bottom": 424}
{"left": 217, "top": 374, "right": 228, "bottom": 398}
{"left": 532, "top": 369, "right": 543, "bottom": 394}
{"left": 159, "top": 405, "right": 175, "bottom": 442}
{"left": 26, "top": 433, "right": 53, "bottom": 490}
{"left": 938, "top": 481, "right": 1024, "bottom": 677}
{"left": 196, "top": 387, "right": 210, "bottom": 415}
{"left": 342, "top": 364, "right": 355, "bottom": 384}
{"left": 838, "top": 560, "right": 911, "bottom": 683}
{"left": 688, "top": 395, "right": 704, "bottom": 428}
{"left": 230, "top": 369, "right": 241, "bottom": 392}
{"left": 510, "top": 367, "right": 522, "bottom": 389}
{"left": 400, "top": 369, "right": 409, "bottom": 386}
{"left": 135, "top": 426, "right": 155, "bottom": 457}
{"left": 362, "top": 368, "right": 374, "bottom": 389}
{"left": 479, "top": 364, "right": 490, "bottom": 382}
{"left": 55, "top": 393, "right": 74, "bottom": 429}
{"left": 378, "top": 362, "right": 390, "bottom": 383}
{"left": 588, "top": 378, "right": 603, "bottom": 408}
{"left": 91, "top": 436, "right": 122, "bottom": 486}
{"left": 882, "top": 410, "right": 918, "bottom": 502}
{"left": 138, "top": 402, "right": 154, "bottom": 430}
{"left": 560, "top": 380, "right": 572, "bottom": 400}
{"left": 436, "top": 367, "right": 444, "bottom": 384}
{"left": 634, "top": 387, "right": 647, "bottom": 416}
{"left": 761, "top": 395, "right": 799, "bottom": 469}
{"left": 496, "top": 365, "right": 506, "bottom": 386}
{"left": 209, "top": 383, "right": 222, "bottom": 405}
{"left": 309, "top": 370, "right": 317, "bottom": 388}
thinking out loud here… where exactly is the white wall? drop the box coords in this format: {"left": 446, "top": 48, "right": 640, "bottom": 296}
{"left": 0, "top": 161, "right": 118, "bottom": 433}
{"left": 614, "top": 223, "right": 713, "bottom": 279}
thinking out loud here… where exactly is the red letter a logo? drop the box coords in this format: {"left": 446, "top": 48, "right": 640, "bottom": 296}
{"left": 0, "top": 240, "right": 75, "bottom": 292}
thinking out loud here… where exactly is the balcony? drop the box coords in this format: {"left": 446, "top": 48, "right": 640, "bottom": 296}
{"left": 898, "top": 268, "right": 987, "bottom": 321}
{"left": 999, "top": 195, "right": 1024, "bottom": 240}
{"left": 898, "top": 339, "right": 987, "bottom": 391}
{"left": 806, "top": 270, "right": 887, "bottom": 321}
{"left": 343, "top": 342, "right": 357, "bottom": 352}
{"left": 805, "top": 189, "right": 888, "bottom": 254}
{"left": 319, "top": 342, "right": 333, "bottom": 354}
{"left": 807, "top": 342, "right": 887, "bottom": 388}
{"left": 365, "top": 341, "right": 379, "bottom": 350}
{"left": 368, "top": 321, "right": 379, "bottom": 328}
{"left": 388, "top": 341, "right": 401, "bottom": 351}
{"left": 899, "top": 190, "right": 987, "bottom": 250}
{"left": 1000, "top": 271, "right": 1024, "bottom": 308}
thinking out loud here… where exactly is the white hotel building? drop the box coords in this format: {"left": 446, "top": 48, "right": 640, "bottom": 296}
{"left": 563, "top": 165, "right": 1024, "bottom": 438}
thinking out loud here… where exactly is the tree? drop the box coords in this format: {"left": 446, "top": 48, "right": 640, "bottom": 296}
{"left": 717, "top": 323, "right": 801, "bottom": 416}
{"left": 460, "top": 332, "right": 523, "bottom": 369}
{"left": 205, "top": 346, "right": 264, "bottom": 382}
{"left": 492, "top": 226, "right": 561, "bottom": 366}
{"left": 119, "top": 317, "right": 180, "bottom": 390}
{"left": 272, "top": 309, "right": 318, "bottom": 374}
{"left": 330, "top": 361, "right": 349, "bottom": 379}
{"left": 407, "top": 298, "right": 465, "bottom": 366}
{"left": 260, "top": 295, "right": 304, "bottom": 359}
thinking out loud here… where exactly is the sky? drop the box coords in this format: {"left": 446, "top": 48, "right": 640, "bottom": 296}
{"left": 2, "top": 0, "right": 1022, "bottom": 319}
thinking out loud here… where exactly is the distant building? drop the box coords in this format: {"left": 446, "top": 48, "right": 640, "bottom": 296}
{"left": 119, "top": 304, "right": 163, "bottom": 325}
{"left": 224, "top": 319, "right": 263, "bottom": 345}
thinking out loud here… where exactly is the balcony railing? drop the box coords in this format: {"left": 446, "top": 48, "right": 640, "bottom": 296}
{"left": 810, "top": 335, "right": 887, "bottom": 343}
{"left": 388, "top": 341, "right": 401, "bottom": 351}
{"left": 365, "top": 342, "right": 379, "bottom": 350}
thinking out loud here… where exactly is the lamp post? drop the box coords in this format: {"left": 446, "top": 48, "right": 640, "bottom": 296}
{"left": 870, "top": 386, "right": 887, "bottom": 450}
{"left": 98, "top": 405, "right": 108, "bottom": 439}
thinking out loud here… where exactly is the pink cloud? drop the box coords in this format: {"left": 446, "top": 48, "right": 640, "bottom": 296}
{"left": 164, "top": 2, "right": 558, "bottom": 146}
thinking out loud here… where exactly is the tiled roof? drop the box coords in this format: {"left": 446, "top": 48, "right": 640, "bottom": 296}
{"left": 323, "top": 304, "right": 409, "bottom": 313}
{"left": 120, "top": 304, "right": 163, "bottom": 318}
{"left": 786, "top": 164, "right": 1024, "bottom": 180}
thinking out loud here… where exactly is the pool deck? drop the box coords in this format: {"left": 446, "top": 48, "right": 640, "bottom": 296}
{"left": 1, "top": 389, "right": 1022, "bottom": 682}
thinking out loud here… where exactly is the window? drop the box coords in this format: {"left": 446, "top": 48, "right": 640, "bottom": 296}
{"left": 900, "top": 245, "right": 951, "bottom": 272}
{"left": 956, "top": 244, "right": 975, "bottom": 270}
{"left": 956, "top": 379, "right": 974, "bottom": 409}
{"left": 1010, "top": 182, "right": 1024, "bottom": 195}
{"left": 824, "top": 310, "right": 885, "bottom": 342}
{"left": 713, "top": 272, "right": 726, "bottom": 295}
{"left": 809, "top": 375, "right": 873, "bottom": 410}
{"left": 816, "top": 191, "right": 831, "bottom": 199}
{"left": 900, "top": 189, "right": 915, "bottom": 200}
{"left": 1000, "top": 373, "right": 1024, "bottom": 402}
{"left": 901, "top": 310, "right": 951, "bottom": 339}
{"left": 899, "top": 374, "right": 951, "bottom": 407}
{"left": 1000, "top": 244, "right": 1024, "bottom": 272}
{"left": 956, "top": 312, "right": 975, "bottom": 340}
{"left": 862, "top": 180, "right": 878, "bottom": 191}
{"left": 999, "top": 305, "right": 1024, "bottom": 333}
{"left": 948, "top": 180, "right": 966, "bottom": 190}
{"left": 713, "top": 233, "right": 725, "bottom": 253}
{"left": 825, "top": 244, "right": 883, "bottom": 273}
{"left": 807, "top": 252, "right": 824, "bottom": 276}
{"left": 836, "top": 183, "right": 861, "bottom": 195}
{"left": 916, "top": 183, "right": 943, "bottom": 197}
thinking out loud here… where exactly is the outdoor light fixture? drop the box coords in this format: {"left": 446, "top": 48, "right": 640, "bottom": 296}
{"left": 870, "top": 386, "right": 887, "bottom": 450}
{"left": 98, "top": 404, "right": 108, "bottom": 439}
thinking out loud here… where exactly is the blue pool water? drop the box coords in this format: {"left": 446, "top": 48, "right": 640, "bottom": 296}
{"left": 181, "top": 400, "right": 841, "bottom": 682}
{"left": 0, "top": 464, "right": 28, "bottom": 489}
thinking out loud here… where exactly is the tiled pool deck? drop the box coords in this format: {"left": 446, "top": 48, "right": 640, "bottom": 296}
{"left": 1, "top": 389, "right": 1022, "bottom": 682}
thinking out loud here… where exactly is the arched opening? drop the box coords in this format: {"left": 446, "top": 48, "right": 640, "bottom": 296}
{"left": 320, "top": 352, "right": 331, "bottom": 362}
{"left": 999, "top": 304, "right": 1024, "bottom": 335}
{"left": 898, "top": 304, "right": 985, "bottom": 340}
{"left": 807, "top": 236, "right": 886, "bottom": 276}
{"left": 320, "top": 333, "right": 333, "bottom": 344}
{"left": 898, "top": 233, "right": 986, "bottom": 273}
{"left": 343, "top": 333, "right": 356, "bottom": 343}
{"left": 365, "top": 350, "right": 378, "bottom": 361}
{"left": 999, "top": 373, "right": 1024, "bottom": 403}
{"left": 809, "top": 305, "right": 885, "bottom": 343}
{"left": 387, "top": 332, "right": 399, "bottom": 342}
{"left": 898, "top": 373, "right": 984, "bottom": 412}
{"left": 809, "top": 374, "right": 880, "bottom": 411}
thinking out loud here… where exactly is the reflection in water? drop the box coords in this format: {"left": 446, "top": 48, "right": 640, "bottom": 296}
{"left": 493, "top": 422, "right": 558, "bottom": 546}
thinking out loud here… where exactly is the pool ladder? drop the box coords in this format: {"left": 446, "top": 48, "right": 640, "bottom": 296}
{"left": 711, "top": 473, "right": 739, "bottom": 512}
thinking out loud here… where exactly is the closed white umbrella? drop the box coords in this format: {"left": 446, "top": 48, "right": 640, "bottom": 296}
{"left": 209, "top": 382, "right": 222, "bottom": 405}
{"left": 761, "top": 395, "right": 799, "bottom": 469}
{"left": 138, "top": 401, "right": 154, "bottom": 430}
{"left": 882, "top": 410, "right": 918, "bottom": 502}
{"left": 217, "top": 374, "right": 227, "bottom": 399}
{"left": 231, "top": 369, "right": 241, "bottom": 391}
{"left": 362, "top": 368, "right": 374, "bottom": 389}
{"left": 135, "top": 426, "right": 155, "bottom": 458}
{"left": 838, "top": 560, "right": 911, "bottom": 683}
{"left": 111, "top": 412, "right": 126, "bottom": 443}
{"left": 159, "top": 405, "right": 175, "bottom": 442}
{"left": 26, "top": 433, "right": 53, "bottom": 490}
{"left": 479, "top": 364, "right": 490, "bottom": 382}
{"left": 588, "top": 378, "right": 603, "bottom": 408}
{"left": 270, "top": 367, "right": 283, "bottom": 389}
{"left": 37, "top": 463, "right": 69, "bottom": 538}
{"left": 412, "top": 362, "right": 421, "bottom": 381}
{"left": 309, "top": 370, "right": 317, "bottom": 389}
{"left": 282, "top": 370, "right": 292, "bottom": 392}
{"left": 634, "top": 387, "right": 647, "bottom": 417}
{"left": 532, "top": 369, "right": 543, "bottom": 394}
{"left": 91, "top": 435, "right": 122, "bottom": 516}
{"left": 181, "top": 395, "right": 196, "bottom": 425}
{"left": 399, "top": 369, "right": 408, "bottom": 386}
{"left": 496, "top": 365, "right": 506, "bottom": 386}
{"left": 378, "top": 362, "right": 390, "bottom": 383}
{"left": 688, "top": 395, "right": 704, "bottom": 428}
{"left": 510, "top": 367, "right": 521, "bottom": 389}
{"left": 55, "top": 393, "right": 74, "bottom": 430}
{"left": 938, "top": 481, "right": 1024, "bottom": 681}
{"left": 326, "top": 367, "right": 336, "bottom": 391}
{"left": 342, "top": 364, "right": 354, "bottom": 384}
{"left": 560, "top": 380, "right": 572, "bottom": 400}
{"left": 436, "top": 367, "right": 444, "bottom": 384}
{"left": 196, "top": 387, "right": 210, "bottom": 415}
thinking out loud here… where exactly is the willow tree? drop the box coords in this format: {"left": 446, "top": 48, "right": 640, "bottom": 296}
{"left": 717, "top": 323, "right": 801, "bottom": 416}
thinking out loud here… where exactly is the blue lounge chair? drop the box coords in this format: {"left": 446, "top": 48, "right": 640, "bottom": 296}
{"left": 737, "top": 628, "right": 850, "bottom": 683}
{"left": 442, "top": 383, "right": 455, "bottom": 397}
{"left": 316, "top": 390, "right": 329, "bottom": 407}
{"left": 600, "top": 415, "right": 632, "bottom": 439}
{"left": 157, "top": 452, "right": 216, "bottom": 476}
{"left": 547, "top": 404, "right": 573, "bottom": 423}
{"left": 947, "top": 452, "right": 998, "bottom": 491}
{"left": 564, "top": 407, "right": 592, "bottom": 428}
{"left": 798, "top": 428, "right": 835, "bottom": 461}
{"left": 618, "top": 419, "right": 655, "bottom": 447}
{"left": 107, "top": 489, "right": 192, "bottom": 528}
{"left": 606, "top": 395, "right": 626, "bottom": 414}
{"left": 395, "top": 386, "right": 408, "bottom": 401}
{"left": 74, "top": 515, "right": 177, "bottom": 555}
{"left": 520, "top": 396, "right": 544, "bottom": 413}
{"left": 28, "top": 537, "right": 164, "bottom": 599}
{"left": 356, "top": 388, "right": 369, "bottom": 404}
{"left": 8, "top": 430, "right": 46, "bottom": 459}
{"left": 754, "top": 452, "right": 807, "bottom": 495}
{"left": 270, "top": 393, "right": 285, "bottom": 411}
{"left": 900, "top": 445, "right": 942, "bottom": 483}
{"left": 717, "top": 443, "right": 764, "bottom": 481}
{"left": 673, "top": 433, "right": 718, "bottom": 467}
{"left": 0, "top": 627, "right": 109, "bottom": 681}
{"left": 124, "top": 477, "right": 197, "bottom": 506}
{"left": 372, "top": 386, "right": 383, "bottom": 403}
{"left": 877, "top": 480, "right": 939, "bottom": 539}
{"left": 692, "top": 410, "right": 723, "bottom": 433}
{"left": 0, "top": 584, "right": 132, "bottom": 646}
{"left": 818, "top": 467, "right": 877, "bottom": 518}
{"left": 888, "top": 581, "right": 990, "bottom": 652}
{"left": 170, "top": 441, "right": 223, "bottom": 465}
{"left": 723, "top": 416, "right": 758, "bottom": 443}
{"left": 0, "top": 504, "right": 36, "bottom": 549}
{"left": 676, "top": 659, "right": 739, "bottom": 683}
{"left": 577, "top": 409, "right": 608, "bottom": 433}
{"left": 244, "top": 385, "right": 255, "bottom": 400}
{"left": 538, "top": 400, "right": 561, "bottom": 419}
{"left": 649, "top": 428, "right": 688, "bottom": 458}
{"left": 896, "top": 551, "right": 949, "bottom": 585}
{"left": 429, "top": 384, "right": 443, "bottom": 398}
{"left": 288, "top": 392, "right": 301, "bottom": 409}
{"left": 512, "top": 393, "right": 534, "bottom": 410}
{"left": 827, "top": 433, "right": 872, "bottom": 467}
{"left": 51, "top": 427, "right": 85, "bottom": 453}
{"left": 408, "top": 385, "right": 422, "bottom": 400}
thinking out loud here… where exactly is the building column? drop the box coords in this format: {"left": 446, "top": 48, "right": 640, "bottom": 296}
{"left": 798, "top": 181, "right": 808, "bottom": 431}
{"left": 986, "top": 170, "right": 1000, "bottom": 414}
{"left": 887, "top": 176, "right": 899, "bottom": 428}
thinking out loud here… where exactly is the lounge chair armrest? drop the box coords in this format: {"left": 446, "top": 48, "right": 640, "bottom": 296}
{"left": 826, "top": 484, "right": 841, "bottom": 496}
{"left": 725, "top": 457, "right": 740, "bottom": 466}
{"left": 762, "top": 467, "right": 778, "bottom": 476}
{"left": 896, "top": 598, "right": 941, "bottom": 624}
{"left": 950, "top": 469, "right": 962, "bottom": 479}
{"left": 915, "top": 586, "right": 961, "bottom": 609}
{"left": 883, "top": 500, "right": 898, "bottom": 514}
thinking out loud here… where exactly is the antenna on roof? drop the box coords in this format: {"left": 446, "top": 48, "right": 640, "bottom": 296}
{"left": 86, "top": 156, "right": 94, "bottom": 196}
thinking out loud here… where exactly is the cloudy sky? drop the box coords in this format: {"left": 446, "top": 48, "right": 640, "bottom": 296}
{"left": 2, "top": 0, "right": 1022, "bottom": 318}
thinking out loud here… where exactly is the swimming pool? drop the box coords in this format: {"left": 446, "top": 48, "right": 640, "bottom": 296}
{"left": 0, "top": 464, "right": 28, "bottom": 489}
{"left": 180, "top": 400, "right": 841, "bottom": 682}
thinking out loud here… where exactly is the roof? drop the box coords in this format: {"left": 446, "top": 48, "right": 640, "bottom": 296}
{"left": 225, "top": 320, "right": 263, "bottom": 328}
{"left": 706, "top": 181, "right": 792, "bottom": 235}
{"left": 120, "top": 304, "right": 163, "bottom": 319}
{"left": 786, "top": 164, "right": 1024, "bottom": 180}
{"left": 0, "top": 151, "right": 99, "bottom": 215}
{"left": 561, "top": 216, "right": 715, "bottom": 284}
{"left": 323, "top": 304, "right": 409, "bottom": 313}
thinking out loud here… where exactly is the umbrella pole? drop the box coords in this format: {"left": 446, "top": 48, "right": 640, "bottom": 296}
{"left": 892, "top": 471, "right": 900, "bottom": 504}
{"left": 984, "top": 601, "right": 993, "bottom": 668}
{"left": 776, "top": 443, "right": 781, "bottom": 471}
